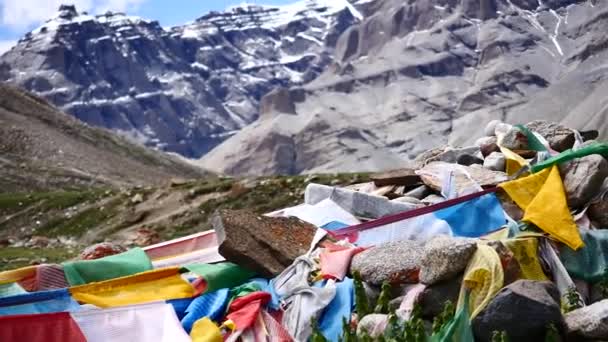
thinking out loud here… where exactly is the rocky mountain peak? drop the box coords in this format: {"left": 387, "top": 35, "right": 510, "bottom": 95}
{"left": 200, "top": 0, "right": 608, "bottom": 176}
{"left": 0, "top": 1, "right": 364, "bottom": 158}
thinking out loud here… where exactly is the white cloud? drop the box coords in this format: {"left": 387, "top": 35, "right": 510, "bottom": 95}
{"left": 0, "top": 39, "right": 15, "bottom": 54}
{"left": 0, "top": 0, "right": 146, "bottom": 31}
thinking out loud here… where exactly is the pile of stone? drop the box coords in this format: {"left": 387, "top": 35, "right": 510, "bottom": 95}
{"left": 212, "top": 120, "right": 608, "bottom": 341}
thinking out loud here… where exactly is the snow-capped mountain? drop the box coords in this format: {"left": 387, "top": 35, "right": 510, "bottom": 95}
{"left": 0, "top": 1, "right": 363, "bottom": 157}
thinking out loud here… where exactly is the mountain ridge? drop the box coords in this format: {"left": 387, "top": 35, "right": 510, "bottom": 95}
{"left": 199, "top": 0, "right": 608, "bottom": 175}
{"left": 0, "top": 84, "right": 208, "bottom": 192}
{"left": 0, "top": 1, "right": 365, "bottom": 158}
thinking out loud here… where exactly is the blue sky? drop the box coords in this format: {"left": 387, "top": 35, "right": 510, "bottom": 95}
{"left": 0, "top": 0, "right": 292, "bottom": 53}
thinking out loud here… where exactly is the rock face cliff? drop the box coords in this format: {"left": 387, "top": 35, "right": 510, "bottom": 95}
{"left": 199, "top": 0, "right": 608, "bottom": 175}
{"left": 0, "top": 1, "right": 363, "bottom": 157}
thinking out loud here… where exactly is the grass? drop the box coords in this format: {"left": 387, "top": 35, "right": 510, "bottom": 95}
{"left": 37, "top": 196, "right": 124, "bottom": 237}
{"left": 0, "top": 247, "right": 77, "bottom": 271}
{"left": 0, "top": 189, "right": 107, "bottom": 214}
{"left": 165, "top": 173, "right": 370, "bottom": 238}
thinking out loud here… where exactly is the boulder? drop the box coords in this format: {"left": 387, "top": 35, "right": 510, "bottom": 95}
{"left": 425, "top": 146, "right": 482, "bottom": 165}
{"left": 589, "top": 282, "right": 608, "bottom": 305}
{"left": 560, "top": 155, "right": 608, "bottom": 208}
{"left": 391, "top": 196, "right": 424, "bottom": 206}
{"left": 370, "top": 168, "right": 421, "bottom": 187}
{"left": 500, "top": 126, "right": 529, "bottom": 151}
{"left": 485, "top": 120, "right": 502, "bottom": 137}
{"left": 357, "top": 314, "right": 388, "bottom": 338}
{"left": 421, "top": 194, "right": 446, "bottom": 205}
{"left": 418, "top": 162, "right": 508, "bottom": 195}
{"left": 79, "top": 242, "right": 127, "bottom": 260}
{"left": 565, "top": 299, "right": 608, "bottom": 339}
{"left": 477, "top": 136, "right": 500, "bottom": 157}
{"left": 419, "top": 236, "right": 477, "bottom": 285}
{"left": 212, "top": 209, "right": 317, "bottom": 277}
{"left": 483, "top": 152, "right": 506, "bottom": 171}
{"left": 404, "top": 185, "right": 432, "bottom": 200}
{"left": 496, "top": 191, "right": 524, "bottom": 221}
{"left": 351, "top": 240, "right": 424, "bottom": 286}
{"left": 525, "top": 120, "right": 575, "bottom": 152}
{"left": 473, "top": 280, "right": 563, "bottom": 342}
{"left": 419, "top": 274, "right": 463, "bottom": 319}
{"left": 588, "top": 180, "right": 608, "bottom": 228}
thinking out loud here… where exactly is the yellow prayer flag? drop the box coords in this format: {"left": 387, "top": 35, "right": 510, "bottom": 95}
{"left": 504, "top": 238, "right": 548, "bottom": 281}
{"left": 457, "top": 244, "right": 504, "bottom": 319}
{"left": 70, "top": 267, "right": 194, "bottom": 308}
{"left": 0, "top": 266, "right": 36, "bottom": 285}
{"left": 191, "top": 317, "right": 223, "bottom": 342}
{"left": 499, "top": 166, "right": 583, "bottom": 250}
{"left": 500, "top": 146, "right": 528, "bottom": 176}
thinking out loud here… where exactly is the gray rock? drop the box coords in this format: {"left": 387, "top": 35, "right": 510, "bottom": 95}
{"left": 389, "top": 296, "right": 405, "bottom": 312}
{"left": 477, "top": 136, "right": 500, "bottom": 157}
{"left": 357, "top": 314, "right": 388, "bottom": 338}
{"left": 500, "top": 126, "right": 529, "bottom": 151}
{"left": 304, "top": 183, "right": 419, "bottom": 219}
{"left": 483, "top": 152, "right": 506, "bottom": 172}
{"left": 420, "top": 274, "right": 463, "bottom": 319}
{"left": 588, "top": 180, "right": 608, "bottom": 228}
{"left": 418, "top": 162, "right": 508, "bottom": 195}
{"left": 496, "top": 191, "right": 524, "bottom": 221}
{"left": 421, "top": 194, "right": 446, "bottom": 206}
{"left": 351, "top": 240, "right": 424, "bottom": 286}
{"left": 560, "top": 155, "right": 608, "bottom": 208}
{"left": 212, "top": 209, "right": 316, "bottom": 277}
{"left": 419, "top": 236, "right": 477, "bottom": 285}
{"left": 525, "top": 120, "right": 576, "bottom": 152}
{"left": 404, "top": 185, "right": 432, "bottom": 200}
{"left": 565, "top": 299, "right": 608, "bottom": 339}
{"left": 485, "top": 120, "right": 502, "bottom": 137}
{"left": 473, "top": 280, "right": 563, "bottom": 342}
{"left": 364, "top": 282, "right": 381, "bottom": 307}
{"left": 391, "top": 196, "right": 423, "bottom": 206}
{"left": 425, "top": 146, "right": 482, "bottom": 165}
{"left": 590, "top": 282, "right": 608, "bottom": 305}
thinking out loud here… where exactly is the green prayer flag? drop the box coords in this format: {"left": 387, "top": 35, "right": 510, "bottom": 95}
{"left": 431, "top": 291, "right": 474, "bottom": 342}
{"left": 184, "top": 262, "right": 256, "bottom": 293}
{"left": 531, "top": 142, "right": 608, "bottom": 173}
{"left": 515, "top": 124, "right": 549, "bottom": 152}
{"left": 62, "top": 247, "right": 153, "bottom": 286}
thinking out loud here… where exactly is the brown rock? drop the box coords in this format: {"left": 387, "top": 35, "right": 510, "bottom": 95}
{"left": 480, "top": 139, "right": 500, "bottom": 158}
{"left": 560, "top": 155, "right": 608, "bottom": 208}
{"left": 526, "top": 120, "right": 575, "bottom": 152}
{"left": 79, "top": 242, "right": 127, "bottom": 260}
{"left": 418, "top": 162, "right": 508, "bottom": 195}
{"left": 371, "top": 168, "right": 421, "bottom": 187}
{"left": 588, "top": 180, "right": 608, "bottom": 228}
{"left": 131, "top": 228, "right": 161, "bottom": 246}
{"left": 28, "top": 236, "right": 50, "bottom": 248}
{"left": 170, "top": 178, "right": 188, "bottom": 187}
{"left": 501, "top": 126, "right": 529, "bottom": 151}
{"left": 212, "top": 209, "right": 317, "bottom": 277}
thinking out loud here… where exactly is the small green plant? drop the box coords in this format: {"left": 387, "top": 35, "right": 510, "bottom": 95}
{"left": 544, "top": 323, "right": 560, "bottom": 342}
{"left": 354, "top": 270, "right": 371, "bottom": 317}
{"left": 340, "top": 317, "right": 356, "bottom": 342}
{"left": 491, "top": 330, "right": 509, "bottom": 342}
{"left": 432, "top": 300, "right": 455, "bottom": 335}
{"left": 374, "top": 282, "right": 392, "bottom": 314}
{"left": 561, "top": 286, "right": 584, "bottom": 313}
